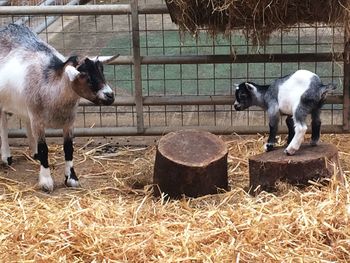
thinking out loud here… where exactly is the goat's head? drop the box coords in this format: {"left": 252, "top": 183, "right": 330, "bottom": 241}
{"left": 233, "top": 82, "right": 256, "bottom": 111}
{"left": 64, "top": 55, "right": 118, "bottom": 105}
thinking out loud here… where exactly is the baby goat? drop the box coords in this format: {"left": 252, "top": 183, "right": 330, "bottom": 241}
{"left": 0, "top": 23, "right": 116, "bottom": 192}
{"left": 234, "top": 69, "right": 335, "bottom": 155}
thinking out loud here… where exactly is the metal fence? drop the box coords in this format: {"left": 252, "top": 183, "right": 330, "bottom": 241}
{"left": 1, "top": 0, "right": 349, "bottom": 137}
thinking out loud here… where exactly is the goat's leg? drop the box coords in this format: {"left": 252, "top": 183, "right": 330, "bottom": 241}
{"left": 264, "top": 106, "right": 280, "bottom": 152}
{"left": 0, "top": 110, "right": 12, "bottom": 165}
{"left": 63, "top": 126, "right": 79, "bottom": 187}
{"left": 285, "top": 105, "right": 308, "bottom": 155}
{"left": 285, "top": 115, "right": 295, "bottom": 144}
{"left": 31, "top": 120, "right": 54, "bottom": 192}
{"left": 25, "top": 120, "right": 38, "bottom": 159}
{"left": 310, "top": 108, "right": 321, "bottom": 146}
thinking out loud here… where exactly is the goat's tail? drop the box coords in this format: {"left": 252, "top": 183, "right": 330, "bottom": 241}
{"left": 320, "top": 83, "right": 336, "bottom": 100}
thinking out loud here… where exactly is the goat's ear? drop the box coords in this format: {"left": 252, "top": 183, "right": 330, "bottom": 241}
{"left": 64, "top": 65, "right": 80, "bottom": 81}
{"left": 245, "top": 82, "right": 257, "bottom": 92}
{"left": 87, "top": 54, "right": 120, "bottom": 64}
{"left": 64, "top": 56, "right": 79, "bottom": 67}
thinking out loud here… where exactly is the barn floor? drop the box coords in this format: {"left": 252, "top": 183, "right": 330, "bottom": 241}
{"left": 1, "top": 134, "right": 350, "bottom": 261}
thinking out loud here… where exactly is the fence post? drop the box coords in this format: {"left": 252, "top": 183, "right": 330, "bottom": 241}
{"left": 131, "top": 0, "right": 144, "bottom": 133}
{"left": 343, "top": 29, "right": 350, "bottom": 131}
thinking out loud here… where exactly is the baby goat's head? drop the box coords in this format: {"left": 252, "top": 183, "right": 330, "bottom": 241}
{"left": 233, "top": 82, "right": 256, "bottom": 111}
{"left": 64, "top": 55, "right": 117, "bottom": 105}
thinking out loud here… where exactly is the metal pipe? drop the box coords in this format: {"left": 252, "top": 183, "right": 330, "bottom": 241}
{"left": 7, "top": 124, "right": 346, "bottom": 138}
{"left": 0, "top": 4, "right": 168, "bottom": 15}
{"left": 103, "top": 53, "right": 344, "bottom": 66}
{"left": 33, "top": 0, "right": 82, "bottom": 34}
{"left": 78, "top": 94, "right": 342, "bottom": 106}
{"left": 131, "top": 0, "right": 144, "bottom": 133}
{"left": 0, "top": 4, "right": 131, "bottom": 15}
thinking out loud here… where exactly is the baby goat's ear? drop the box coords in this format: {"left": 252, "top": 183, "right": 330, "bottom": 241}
{"left": 245, "top": 82, "right": 257, "bottom": 92}
{"left": 64, "top": 65, "right": 80, "bottom": 81}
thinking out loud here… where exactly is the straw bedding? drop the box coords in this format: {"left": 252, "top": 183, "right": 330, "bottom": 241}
{"left": 0, "top": 134, "right": 350, "bottom": 261}
{"left": 165, "top": 0, "right": 350, "bottom": 44}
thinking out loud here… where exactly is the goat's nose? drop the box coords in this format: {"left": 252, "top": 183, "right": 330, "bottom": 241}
{"left": 104, "top": 92, "right": 114, "bottom": 101}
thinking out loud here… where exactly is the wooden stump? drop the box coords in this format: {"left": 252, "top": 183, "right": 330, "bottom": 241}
{"left": 249, "top": 143, "right": 343, "bottom": 194}
{"left": 153, "top": 130, "right": 228, "bottom": 198}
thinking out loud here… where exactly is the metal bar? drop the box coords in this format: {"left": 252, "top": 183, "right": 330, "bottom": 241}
{"left": 8, "top": 124, "right": 346, "bottom": 138}
{"left": 140, "top": 53, "right": 344, "bottom": 64}
{"left": 131, "top": 0, "right": 144, "bottom": 133}
{"left": 138, "top": 4, "right": 168, "bottom": 14}
{"left": 103, "top": 53, "right": 344, "bottom": 66}
{"left": 343, "top": 32, "right": 350, "bottom": 130}
{"left": 33, "top": 0, "right": 82, "bottom": 34}
{"left": 0, "top": 5, "right": 131, "bottom": 15}
{"left": 0, "top": 4, "right": 168, "bottom": 15}
{"left": 79, "top": 95, "right": 343, "bottom": 106}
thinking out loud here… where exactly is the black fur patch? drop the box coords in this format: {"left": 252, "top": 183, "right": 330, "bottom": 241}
{"left": 7, "top": 156, "right": 12, "bottom": 166}
{"left": 38, "top": 141, "right": 49, "bottom": 168}
{"left": 64, "top": 138, "right": 73, "bottom": 161}
{"left": 77, "top": 58, "right": 105, "bottom": 92}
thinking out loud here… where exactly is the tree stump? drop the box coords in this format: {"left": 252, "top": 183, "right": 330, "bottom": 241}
{"left": 153, "top": 130, "right": 228, "bottom": 198}
{"left": 249, "top": 143, "right": 343, "bottom": 194}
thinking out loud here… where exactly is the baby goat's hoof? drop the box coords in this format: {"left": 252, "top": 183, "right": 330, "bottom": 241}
{"left": 264, "top": 143, "right": 274, "bottom": 152}
{"left": 284, "top": 148, "right": 296, "bottom": 156}
{"left": 310, "top": 140, "right": 318, "bottom": 147}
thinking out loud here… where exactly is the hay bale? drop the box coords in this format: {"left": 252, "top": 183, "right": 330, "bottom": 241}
{"left": 165, "top": 0, "right": 350, "bottom": 44}
{"left": 153, "top": 129, "right": 228, "bottom": 198}
{"left": 248, "top": 143, "right": 344, "bottom": 194}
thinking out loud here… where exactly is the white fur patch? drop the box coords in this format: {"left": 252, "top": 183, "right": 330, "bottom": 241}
{"left": 97, "top": 85, "right": 113, "bottom": 99}
{"left": 65, "top": 65, "right": 80, "bottom": 81}
{"left": 0, "top": 57, "right": 29, "bottom": 117}
{"left": 65, "top": 160, "right": 73, "bottom": 176}
{"left": 285, "top": 122, "right": 307, "bottom": 155}
{"left": 38, "top": 166, "right": 54, "bottom": 192}
{"left": 278, "top": 70, "right": 317, "bottom": 115}
{"left": 245, "top": 82, "right": 257, "bottom": 91}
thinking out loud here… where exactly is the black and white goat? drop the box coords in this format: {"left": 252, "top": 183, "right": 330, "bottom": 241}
{"left": 0, "top": 23, "right": 116, "bottom": 192}
{"left": 234, "top": 69, "right": 335, "bottom": 155}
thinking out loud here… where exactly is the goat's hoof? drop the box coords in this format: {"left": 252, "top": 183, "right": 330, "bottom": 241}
{"left": 39, "top": 178, "right": 54, "bottom": 193}
{"left": 264, "top": 143, "right": 274, "bottom": 152}
{"left": 65, "top": 176, "right": 80, "bottom": 188}
{"left": 1, "top": 156, "right": 12, "bottom": 166}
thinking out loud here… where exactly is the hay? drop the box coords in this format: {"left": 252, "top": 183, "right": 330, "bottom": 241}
{"left": 0, "top": 134, "right": 350, "bottom": 261}
{"left": 165, "top": 0, "right": 350, "bottom": 44}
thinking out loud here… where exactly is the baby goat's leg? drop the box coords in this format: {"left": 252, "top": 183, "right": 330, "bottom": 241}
{"left": 310, "top": 108, "right": 321, "bottom": 146}
{"left": 265, "top": 105, "right": 280, "bottom": 152}
{"left": 285, "top": 105, "right": 308, "bottom": 155}
{"left": 0, "top": 110, "right": 12, "bottom": 165}
{"left": 285, "top": 116, "right": 295, "bottom": 144}
{"left": 63, "top": 126, "right": 79, "bottom": 187}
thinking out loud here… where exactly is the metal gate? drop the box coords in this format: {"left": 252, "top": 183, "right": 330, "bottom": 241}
{"left": 0, "top": 0, "right": 348, "bottom": 137}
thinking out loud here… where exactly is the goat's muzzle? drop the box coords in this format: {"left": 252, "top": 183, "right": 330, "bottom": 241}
{"left": 234, "top": 103, "right": 242, "bottom": 111}
{"left": 96, "top": 84, "right": 115, "bottom": 105}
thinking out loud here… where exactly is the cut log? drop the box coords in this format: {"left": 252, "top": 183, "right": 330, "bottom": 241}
{"left": 153, "top": 130, "right": 228, "bottom": 198}
{"left": 248, "top": 143, "right": 343, "bottom": 194}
